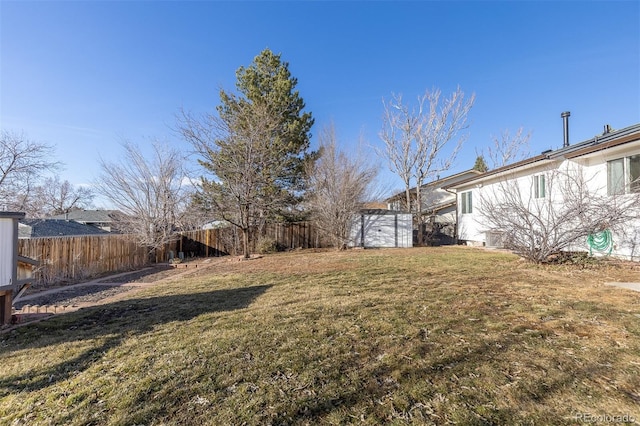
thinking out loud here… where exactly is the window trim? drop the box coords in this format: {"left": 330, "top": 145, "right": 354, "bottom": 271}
{"left": 461, "top": 191, "right": 472, "bottom": 214}
{"left": 607, "top": 155, "right": 640, "bottom": 195}
{"left": 533, "top": 174, "right": 546, "bottom": 199}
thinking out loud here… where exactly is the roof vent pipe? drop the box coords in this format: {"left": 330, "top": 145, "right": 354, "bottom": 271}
{"left": 561, "top": 111, "right": 570, "bottom": 148}
{"left": 560, "top": 111, "right": 571, "bottom": 148}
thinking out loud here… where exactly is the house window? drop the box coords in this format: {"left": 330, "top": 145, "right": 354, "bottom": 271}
{"left": 607, "top": 155, "right": 640, "bottom": 195}
{"left": 461, "top": 191, "right": 472, "bottom": 214}
{"left": 533, "top": 174, "right": 546, "bottom": 198}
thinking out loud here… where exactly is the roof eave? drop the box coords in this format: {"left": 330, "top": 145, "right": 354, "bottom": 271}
{"left": 444, "top": 154, "right": 549, "bottom": 190}
{"left": 564, "top": 131, "right": 640, "bottom": 159}
{"left": 386, "top": 169, "right": 483, "bottom": 201}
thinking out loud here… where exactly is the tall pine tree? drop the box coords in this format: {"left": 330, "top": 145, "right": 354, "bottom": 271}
{"left": 180, "top": 49, "right": 314, "bottom": 258}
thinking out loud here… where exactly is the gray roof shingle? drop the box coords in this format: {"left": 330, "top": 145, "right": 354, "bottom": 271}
{"left": 49, "top": 210, "right": 119, "bottom": 223}
{"left": 19, "top": 219, "right": 111, "bottom": 238}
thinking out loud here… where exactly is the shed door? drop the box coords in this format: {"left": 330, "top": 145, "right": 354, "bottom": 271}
{"left": 365, "top": 215, "right": 397, "bottom": 247}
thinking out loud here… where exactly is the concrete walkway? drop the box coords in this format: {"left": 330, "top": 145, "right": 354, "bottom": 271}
{"left": 604, "top": 282, "right": 640, "bottom": 292}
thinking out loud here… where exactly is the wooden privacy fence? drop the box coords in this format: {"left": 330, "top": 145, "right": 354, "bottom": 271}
{"left": 19, "top": 234, "right": 150, "bottom": 288}
{"left": 261, "top": 221, "right": 326, "bottom": 250}
{"left": 172, "top": 222, "right": 326, "bottom": 258}
{"left": 18, "top": 222, "right": 327, "bottom": 287}
{"left": 171, "top": 228, "right": 232, "bottom": 259}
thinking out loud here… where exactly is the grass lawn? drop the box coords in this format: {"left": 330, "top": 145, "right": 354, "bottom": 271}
{"left": 1, "top": 247, "right": 639, "bottom": 425}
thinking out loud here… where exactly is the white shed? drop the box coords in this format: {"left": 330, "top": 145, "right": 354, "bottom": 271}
{"left": 349, "top": 210, "right": 413, "bottom": 248}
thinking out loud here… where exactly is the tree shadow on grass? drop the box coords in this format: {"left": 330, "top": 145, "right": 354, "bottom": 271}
{"left": 268, "top": 323, "right": 633, "bottom": 425}
{"left": 0, "top": 284, "right": 271, "bottom": 396}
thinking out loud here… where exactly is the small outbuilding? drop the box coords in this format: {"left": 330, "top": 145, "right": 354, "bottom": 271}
{"left": 349, "top": 209, "right": 413, "bottom": 248}
{"left": 1, "top": 212, "right": 37, "bottom": 325}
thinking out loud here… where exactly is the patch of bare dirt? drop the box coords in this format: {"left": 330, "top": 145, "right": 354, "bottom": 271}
{"left": 13, "top": 259, "right": 226, "bottom": 316}
{"left": 97, "top": 265, "right": 182, "bottom": 284}
{"left": 14, "top": 285, "right": 134, "bottom": 310}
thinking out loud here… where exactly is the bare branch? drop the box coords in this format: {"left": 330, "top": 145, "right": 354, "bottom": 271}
{"left": 94, "top": 141, "right": 193, "bottom": 257}
{"left": 177, "top": 49, "right": 314, "bottom": 258}
{"left": 307, "top": 123, "right": 379, "bottom": 249}
{"left": 32, "top": 176, "right": 95, "bottom": 216}
{"left": 377, "top": 93, "right": 419, "bottom": 211}
{"left": 485, "top": 127, "right": 532, "bottom": 169}
{"left": 0, "top": 130, "right": 60, "bottom": 212}
{"left": 378, "top": 87, "right": 475, "bottom": 244}
{"left": 479, "top": 165, "right": 640, "bottom": 262}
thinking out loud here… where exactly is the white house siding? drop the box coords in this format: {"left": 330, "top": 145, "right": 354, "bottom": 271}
{"left": 387, "top": 170, "right": 481, "bottom": 220}
{"left": 422, "top": 187, "right": 453, "bottom": 211}
{"left": 387, "top": 186, "right": 455, "bottom": 212}
{"left": 349, "top": 212, "right": 413, "bottom": 248}
{"left": 456, "top": 137, "right": 640, "bottom": 260}
{"left": 434, "top": 206, "right": 456, "bottom": 224}
{"left": 608, "top": 218, "right": 640, "bottom": 260}
{"left": 457, "top": 160, "right": 556, "bottom": 245}
{"left": 576, "top": 141, "right": 640, "bottom": 259}
{"left": 456, "top": 188, "right": 482, "bottom": 245}
{"left": 0, "top": 219, "right": 15, "bottom": 289}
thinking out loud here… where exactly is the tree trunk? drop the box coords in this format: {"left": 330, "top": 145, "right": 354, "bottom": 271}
{"left": 404, "top": 187, "right": 411, "bottom": 213}
{"left": 416, "top": 184, "right": 424, "bottom": 246}
{"left": 242, "top": 227, "right": 250, "bottom": 259}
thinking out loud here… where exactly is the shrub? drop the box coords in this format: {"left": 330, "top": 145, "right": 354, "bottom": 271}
{"left": 256, "top": 237, "right": 278, "bottom": 254}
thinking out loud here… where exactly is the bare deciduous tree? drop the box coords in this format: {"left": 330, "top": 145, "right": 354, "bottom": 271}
{"left": 34, "top": 175, "right": 95, "bottom": 216}
{"left": 306, "top": 124, "right": 379, "bottom": 249}
{"left": 378, "top": 87, "right": 475, "bottom": 244}
{"left": 0, "top": 130, "right": 60, "bottom": 212}
{"left": 485, "top": 127, "right": 531, "bottom": 169}
{"left": 94, "top": 141, "right": 193, "bottom": 260}
{"left": 479, "top": 166, "right": 640, "bottom": 263}
{"left": 378, "top": 93, "right": 420, "bottom": 213}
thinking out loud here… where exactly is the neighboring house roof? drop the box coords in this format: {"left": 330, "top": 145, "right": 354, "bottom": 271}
{"left": 49, "top": 209, "right": 124, "bottom": 233}
{"left": 202, "top": 220, "right": 228, "bottom": 230}
{"left": 386, "top": 169, "right": 483, "bottom": 202}
{"left": 445, "top": 123, "right": 640, "bottom": 190}
{"left": 49, "top": 209, "right": 119, "bottom": 223}
{"left": 18, "top": 219, "right": 111, "bottom": 238}
{"left": 424, "top": 200, "right": 457, "bottom": 214}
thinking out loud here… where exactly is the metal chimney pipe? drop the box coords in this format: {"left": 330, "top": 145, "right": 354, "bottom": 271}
{"left": 561, "top": 111, "right": 570, "bottom": 147}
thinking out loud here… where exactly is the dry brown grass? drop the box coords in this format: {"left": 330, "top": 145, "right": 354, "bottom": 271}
{"left": 1, "top": 246, "right": 639, "bottom": 425}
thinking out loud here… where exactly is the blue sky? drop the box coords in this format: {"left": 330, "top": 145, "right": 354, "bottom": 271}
{"left": 1, "top": 1, "right": 639, "bottom": 205}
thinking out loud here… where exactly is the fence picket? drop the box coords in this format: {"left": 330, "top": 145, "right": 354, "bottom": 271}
{"left": 18, "top": 222, "right": 327, "bottom": 287}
